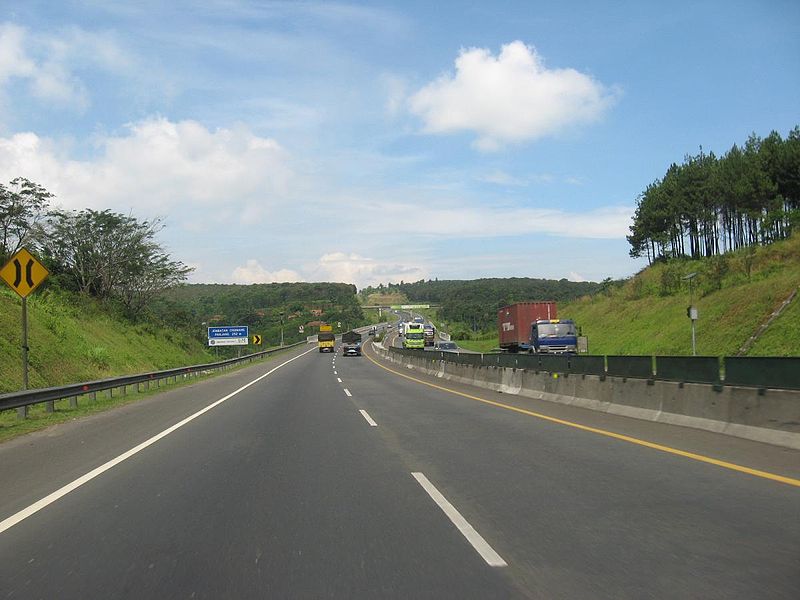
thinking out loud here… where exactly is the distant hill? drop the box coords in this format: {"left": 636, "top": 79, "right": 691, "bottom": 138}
{"left": 160, "top": 281, "right": 366, "bottom": 345}
{"left": 361, "top": 277, "right": 600, "bottom": 335}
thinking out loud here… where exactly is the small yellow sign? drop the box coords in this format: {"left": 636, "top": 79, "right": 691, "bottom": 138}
{"left": 252, "top": 335, "right": 262, "bottom": 345}
{"left": 0, "top": 247, "right": 49, "bottom": 298}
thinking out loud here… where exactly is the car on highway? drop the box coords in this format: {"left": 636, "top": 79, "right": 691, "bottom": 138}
{"left": 434, "top": 341, "right": 458, "bottom": 352}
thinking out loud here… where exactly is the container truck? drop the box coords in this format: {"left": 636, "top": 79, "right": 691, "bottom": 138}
{"left": 403, "top": 322, "right": 425, "bottom": 349}
{"left": 341, "top": 330, "right": 362, "bottom": 356}
{"left": 318, "top": 324, "right": 335, "bottom": 353}
{"left": 498, "top": 302, "right": 558, "bottom": 353}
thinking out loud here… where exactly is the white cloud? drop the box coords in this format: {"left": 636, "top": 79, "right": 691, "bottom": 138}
{"left": 409, "top": 41, "right": 618, "bottom": 150}
{"left": 0, "top": 24, "right": 35, "bottom": 83}
{"left": 0, "top": 22, "right": 131, "bottom": 109}
{"left": 341, "top": 196, "right": 632, "bottom": 240}
{"left": 0, "top": 117, "right": 294, "bottom": 221}
{"left": 231, "top": 260, "right": 303, "bottom": 284}
{"left": 477, "top": 170, "right": 528, "bottom": 186}
{"left": 307, "top": 252, "right": 428, "bottom": 288}
{"left": 568, "top": 271, "right": 586, "bottom": 282}
{"left": 226, "top": 252, "right": 428, "bottom": 288}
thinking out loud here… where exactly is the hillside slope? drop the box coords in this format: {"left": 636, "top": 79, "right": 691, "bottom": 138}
{"left": 563, "top": 236, "right": 800, "bottom": 356}
{"left": 0, "top": 288, "right": 213, "bottom": 394}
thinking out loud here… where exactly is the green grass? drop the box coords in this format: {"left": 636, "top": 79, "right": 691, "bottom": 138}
{"left": 456, "top": 338, "right": 500, "bottom": 353}
{"left": 0, "top": 288, "right": 214, "bottom": 394}
{"left": 562, "top": 236, "right": 800, "bottom": 356}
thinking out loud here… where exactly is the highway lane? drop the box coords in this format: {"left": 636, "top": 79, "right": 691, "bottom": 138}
{"left": 0, "top": 343, "right": 518, "bottom": 598}
{"left": 1, "top": 337, "right": 798, "bottom": 598}
{"left": 347, "top": 340, "right": 800, "bottom": 598}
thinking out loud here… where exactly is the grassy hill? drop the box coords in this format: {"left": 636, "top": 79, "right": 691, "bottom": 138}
{"left": 567, "top": 235, "right": 800, "bottom": 356}
{"left": 0, "top": 287, "right": 213, "bottom": 394}
{"left": 455, "top": 235, "right": 799, "bottom": 356}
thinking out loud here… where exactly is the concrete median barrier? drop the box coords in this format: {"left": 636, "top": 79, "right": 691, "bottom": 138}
{"left": 374, "top": 345, "right": 800, "bottom": 450}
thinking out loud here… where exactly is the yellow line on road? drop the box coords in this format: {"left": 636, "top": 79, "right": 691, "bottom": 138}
{"left": 363, "top": 344, "right": 800, "bottom": 488}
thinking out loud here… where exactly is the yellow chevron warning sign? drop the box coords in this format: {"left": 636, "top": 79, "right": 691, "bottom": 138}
{"left": 0, "top": 247, "right": 49, "bottom": 298}
{"left": 252, "top": 335, "right": 262, "bottom": 345}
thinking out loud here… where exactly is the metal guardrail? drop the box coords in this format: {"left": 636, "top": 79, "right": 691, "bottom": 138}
{"left": 389, "top": 348, "right": 800, "bottom": 391}
{"left": 0, "top": 341, "right": 307, "bottom": 414}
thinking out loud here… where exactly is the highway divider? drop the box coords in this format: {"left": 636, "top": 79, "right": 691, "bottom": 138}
{"left": 376, "top": 347, "right": 800, "bottom": 450}
{"left": 0, "top": 341, "right": 308, "bottom": 415}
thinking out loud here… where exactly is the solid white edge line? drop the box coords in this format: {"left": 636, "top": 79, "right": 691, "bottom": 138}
{"left": 359, "top": 409, "right": 378, "bottom": 427}
{"left": 411, "top": 472, "right": 507, "bottom": 568}
{"left": 343, "top": 388, "right": 352, "bottom": 397}
{"left": 0, "top": 347, "right": 317, "bottom": 536}
{"left": 337, "top": 378, "right": 342, "bottom": 383}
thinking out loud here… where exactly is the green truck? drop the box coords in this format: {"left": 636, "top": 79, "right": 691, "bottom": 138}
{"left": 402, "top": 322, "right": 425, "bottom": 349}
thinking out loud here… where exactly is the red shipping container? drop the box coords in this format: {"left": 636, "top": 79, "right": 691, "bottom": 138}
{"left": 498, "top": 302, "right": 557, "bottom": 350}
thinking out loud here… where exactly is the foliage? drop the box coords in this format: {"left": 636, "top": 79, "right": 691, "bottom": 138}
{"left": 35, "top": 209, "right": 192, "bottom": 318}
{"left": 566, "top": 234, "right": 800, "bottom": 356}
{"left": 160, "top": 282, "right": 366, "bottom": 345}
{"left": 0, "top": 178, "right": 53, "bottom": 263}
{"left": 0, "top": 286, "right": 212, "bottom": 394}
{"left": 628, "top": 127, "right": 800, "bottom": 262}
{"left": 360, "top": 277, "right": 600, "bottom": 333}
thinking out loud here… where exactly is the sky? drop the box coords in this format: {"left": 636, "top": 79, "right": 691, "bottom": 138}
{"left": 0, "top": 0, "right": 798, "bottom": 288}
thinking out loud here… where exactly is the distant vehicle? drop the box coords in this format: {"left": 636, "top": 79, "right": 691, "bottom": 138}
{"left": 369, "top": 326, "right": 377, "bottom": 336}
{"left": 498, "top": 301, "right": 558, "bottom": 353}
{"left": 435, "top": 341, "right": 458, "bottom": 352}
{"left": 397, "top": 321, "right": 405, "bottom": 336}
{"left": 318, "top": 324, "right": 335, "bottom": 353}
{"left": 413, "top": 316, "right": 424, "bottom": 324}
{"left": 423, "top": 324, "right": 435, "bottom": 347}
{"left": 342, "top": 330, "right": 362, "bottom": 356}
{"left": 531, "top": 319, "right": 578, "bottom": 354}
{"left": 403, "top": 322, "right": 425, "bottom": 349}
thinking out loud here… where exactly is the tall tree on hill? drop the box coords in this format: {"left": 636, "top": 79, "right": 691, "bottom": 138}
{"left": 37, "top": 209, "right": 192, "bottom": 317}
{"left": 628, "top": 126, "right": 796, "bottom": 261}
{"left": 0, "top": 178, "right": 53, "bottom": 263}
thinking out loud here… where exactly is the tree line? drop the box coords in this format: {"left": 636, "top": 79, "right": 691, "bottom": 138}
{"left": 628, "top": 126, "right": 800, "bottom": 263}
{"left": 0, "top": 178, "right": 191, "bottom": 318}
{"left": 361, "top": 278, "right": 600, "bottom": 333}
{"left": 161, "top": 281, "right": 365, "bottom": 345}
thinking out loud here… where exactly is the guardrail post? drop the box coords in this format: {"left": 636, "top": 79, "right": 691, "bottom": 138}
{"left": 45, "top": 400, "right": 55, "bottom": 413}
{"left": 70, "top": 396, "right": 78, "bottom": 409}
{"left": 90, "top": 391, "right": 97, "bottom": 403}
{"left": 122, "top": 385, "right": 127, "bottom": 397}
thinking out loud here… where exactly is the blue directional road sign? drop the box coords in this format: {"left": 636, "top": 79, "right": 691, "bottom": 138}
{"left": 208, "top": 325, "right": 249, "bottom": 346}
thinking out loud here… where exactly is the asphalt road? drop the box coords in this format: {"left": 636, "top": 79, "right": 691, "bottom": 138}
{"left": 0, "top": 340, "right": 798, "bottom": 598}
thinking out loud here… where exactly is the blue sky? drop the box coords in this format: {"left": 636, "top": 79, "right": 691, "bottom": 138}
{"left": 1, "top": 0, "right": 798, "bottom": 287}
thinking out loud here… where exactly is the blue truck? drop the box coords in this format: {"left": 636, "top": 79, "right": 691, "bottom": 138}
{"left": 530, "top": 319, "right": 578, "bottom": 354}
